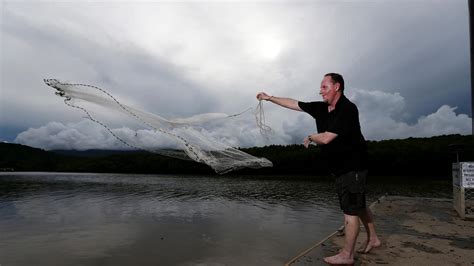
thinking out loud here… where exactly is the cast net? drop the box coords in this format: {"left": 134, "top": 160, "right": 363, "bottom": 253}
{"left": 44, "top": 79, "right": 273, "bottom": 174}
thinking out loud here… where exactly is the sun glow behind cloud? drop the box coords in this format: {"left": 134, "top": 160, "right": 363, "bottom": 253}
{"left": 88, "top": 2, "right": 293, "bottom": 90}
{"left": 1, "top": 1, "right": 471, "bottom": 145}
{"left": 253, "top": 34, "right": 284, "bottom": 61}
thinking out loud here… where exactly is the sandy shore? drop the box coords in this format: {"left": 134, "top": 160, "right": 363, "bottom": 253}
{"left": 287, "top": 196, "right": 474, "bottom": 265}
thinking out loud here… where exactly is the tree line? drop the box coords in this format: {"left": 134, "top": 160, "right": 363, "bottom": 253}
{"left": 0, "top": 134, "right": 472, "bottom": 178}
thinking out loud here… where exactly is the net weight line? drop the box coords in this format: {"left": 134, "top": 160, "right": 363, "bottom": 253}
{"left": 44, "top": 79, "right": 273, "bottom": 173}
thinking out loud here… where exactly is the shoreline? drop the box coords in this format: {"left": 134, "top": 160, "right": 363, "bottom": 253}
{"left": 287, "top": 196, "right": 474, "bottom": 265}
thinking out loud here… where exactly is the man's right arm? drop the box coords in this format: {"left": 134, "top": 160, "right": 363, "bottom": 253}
{"left": 256, "top": 92, "right": 303, "bottom": 111}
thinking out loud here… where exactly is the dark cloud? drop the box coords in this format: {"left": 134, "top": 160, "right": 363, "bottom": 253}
{"left": 2, "top": 1, "right": 472, "bottom": 145}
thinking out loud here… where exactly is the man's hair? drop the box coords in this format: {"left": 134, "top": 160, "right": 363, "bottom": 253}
{"left": 324, "top": 73, "right": 344, "bottom": 92}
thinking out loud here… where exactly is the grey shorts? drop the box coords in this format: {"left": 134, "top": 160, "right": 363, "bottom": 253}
{"left": 335, "top": 170, "right": 368, "bottom": 215}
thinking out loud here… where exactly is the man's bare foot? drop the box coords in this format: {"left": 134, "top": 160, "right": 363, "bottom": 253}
{"left": 357, "top": 238, "right": 381, "bottom": 254}
{"left": 323, "top": 252, "right": 354, "bottom": 265}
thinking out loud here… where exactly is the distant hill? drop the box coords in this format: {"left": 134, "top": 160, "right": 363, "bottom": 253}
{"left": 0, "top": 142, "right": 211, "bottom": 174}
{"left": 1, "top": 134, "right": 472, "bottom": 177}
{"left": 0, "top": 143, "right": 60, "bottom": 171}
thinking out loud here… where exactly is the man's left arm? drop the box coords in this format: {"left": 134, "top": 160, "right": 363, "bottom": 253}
{"left": 303, "top": 132, "right": 337, "bottom": 148}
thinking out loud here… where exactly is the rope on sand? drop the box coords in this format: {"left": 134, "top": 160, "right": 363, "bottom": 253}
{"left": 284, "top": 194, "right": 387, "bottom": 266}
{"left": 284, "top": 225, "right": 345, "bottom": 266}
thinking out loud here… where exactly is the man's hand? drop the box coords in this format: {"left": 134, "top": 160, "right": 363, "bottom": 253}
{"left": 256, "top": 93, "right": 303, "bottom": 111}
{"left": 303, "top": 134, "right": 313, "bottom": 148}
{"left": 256, "top": 92, "right": 272, "bottom": 101}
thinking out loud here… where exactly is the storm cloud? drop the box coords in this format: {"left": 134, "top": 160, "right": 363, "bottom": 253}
{"left": 2, "top": 0, "right": 472, "bottom": 150}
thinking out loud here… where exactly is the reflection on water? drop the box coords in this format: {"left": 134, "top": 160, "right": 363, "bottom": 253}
{"left": 0, "top": 173, "right": 451, "bottom": 265}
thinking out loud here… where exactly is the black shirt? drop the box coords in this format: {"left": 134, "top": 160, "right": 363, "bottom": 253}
{"left": 298, "top": 95, "right": 368, "bottom": 175}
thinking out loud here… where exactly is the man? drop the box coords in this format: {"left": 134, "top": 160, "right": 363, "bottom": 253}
{"left": 256, "top": 73, "right": 381, "bottom": 265}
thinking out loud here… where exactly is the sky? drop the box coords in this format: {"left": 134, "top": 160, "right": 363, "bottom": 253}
{"left": 1, "top": 0, "right": 472, "bottom": 151}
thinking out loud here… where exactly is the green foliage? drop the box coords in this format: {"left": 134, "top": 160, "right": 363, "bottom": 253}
{"left": 366, "top": 135, "right": 473, "bottom": 177}
{"left": 0, "top": 134, "right": 472, "bottom": 177}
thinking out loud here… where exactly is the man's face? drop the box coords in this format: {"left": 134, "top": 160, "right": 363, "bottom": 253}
{"left": 319, "top": 76, "right": 339, "bottom": 104}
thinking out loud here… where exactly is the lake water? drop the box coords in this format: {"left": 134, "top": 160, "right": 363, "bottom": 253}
{"left": 0, "top": 172, "right": 451, "bottom": 266}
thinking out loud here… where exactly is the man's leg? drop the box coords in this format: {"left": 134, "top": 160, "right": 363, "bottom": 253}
{"left": 358, "top": 207, "right": 381, "bottom": 253}
{"left": 323, "top": 214, "right": 359, "bottom": 265}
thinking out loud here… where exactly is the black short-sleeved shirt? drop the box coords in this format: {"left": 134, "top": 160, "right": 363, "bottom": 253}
{"left": 298, "top": 95, "right": 368, "bottom": 175}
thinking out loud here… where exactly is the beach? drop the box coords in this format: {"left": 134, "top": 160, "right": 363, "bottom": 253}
{"left": 289, "top": 196, "right": 474, "bottom": 265}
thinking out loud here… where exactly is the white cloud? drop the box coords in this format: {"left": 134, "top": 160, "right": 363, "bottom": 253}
{"left": 14, "top": 87, "right": 472, "bottom": 151}
{"left": 15, "top": 120, "right": 123, "bottom": 150}
{"left": 408, "top": 105, "right": 472, "bottom": 138}
{"left": 348, "top": 89, "right": 472, "bottom": 140}
{"left": 14, "top": 114, "right": 278, "bottom": 151}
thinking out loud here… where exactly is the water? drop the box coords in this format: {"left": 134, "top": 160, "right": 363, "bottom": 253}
{"left": 0, "top": 172, "right": 451, "bottom": 266}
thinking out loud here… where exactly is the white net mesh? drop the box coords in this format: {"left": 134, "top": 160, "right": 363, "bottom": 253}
{"left": 44, "top": 79, "right": 273, "bottom": 174}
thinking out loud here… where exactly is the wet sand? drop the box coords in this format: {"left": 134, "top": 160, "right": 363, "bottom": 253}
{"left": 287, "top": 196, "right": 474, "bottom": 265}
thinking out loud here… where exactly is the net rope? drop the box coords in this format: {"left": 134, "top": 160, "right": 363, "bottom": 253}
{"left": 44, "top": 79, "right": 273, "bottom": 174}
